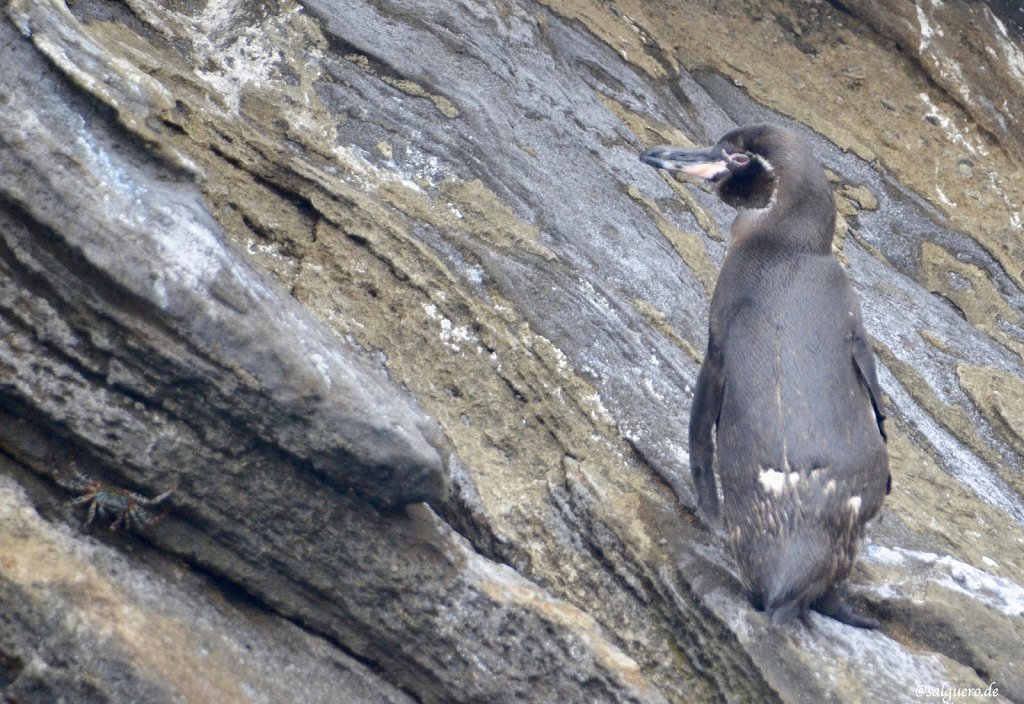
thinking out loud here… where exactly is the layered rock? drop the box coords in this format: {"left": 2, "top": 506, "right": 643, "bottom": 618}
{"left": 1, "top": 0, "right": 1021, "bottom": 701}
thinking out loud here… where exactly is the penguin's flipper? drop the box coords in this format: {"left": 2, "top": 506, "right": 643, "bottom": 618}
{"left": 851, "top": 325, "right": 887, "bottom": 443}
{"left": 689, "top": 340, "right": 725, "bottom": 524}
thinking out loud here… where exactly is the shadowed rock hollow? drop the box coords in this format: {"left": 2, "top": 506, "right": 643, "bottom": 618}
{"left": 1, "top": 0, "right": 1022, "bottom": 702}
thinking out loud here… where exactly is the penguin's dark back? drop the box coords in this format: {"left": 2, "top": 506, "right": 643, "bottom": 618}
{"left": 711, "top": 245, "right": 883, "bottom": 480}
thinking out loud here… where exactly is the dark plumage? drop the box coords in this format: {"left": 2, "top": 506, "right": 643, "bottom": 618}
{"left": 640, "top": 124, "right": 889, "bottom": 627}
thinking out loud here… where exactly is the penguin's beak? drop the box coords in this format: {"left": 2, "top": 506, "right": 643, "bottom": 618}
{"left": 639, "top": 145, "right": 729, "bottom": 181}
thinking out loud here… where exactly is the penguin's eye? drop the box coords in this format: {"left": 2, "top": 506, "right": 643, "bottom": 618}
{"left": 722, "top": 151, "right": 751, "bottom": 172}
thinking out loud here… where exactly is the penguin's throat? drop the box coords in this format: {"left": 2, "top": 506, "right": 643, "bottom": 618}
{"left": 741, "top": 184, "right": 777, "bottom": 214}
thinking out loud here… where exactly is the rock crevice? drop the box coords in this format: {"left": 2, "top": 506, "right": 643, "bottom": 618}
{"left": 1, "top": 0, "right": 1022, "bottom": 702}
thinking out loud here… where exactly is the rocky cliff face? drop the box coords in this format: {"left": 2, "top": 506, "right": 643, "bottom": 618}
{"left": 1, "top": 1, "right": 1022, "bottom": 702}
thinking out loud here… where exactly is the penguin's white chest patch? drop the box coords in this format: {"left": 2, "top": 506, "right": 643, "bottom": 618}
{"left": 758, "top": 468, "right": 800, "bottom": 495}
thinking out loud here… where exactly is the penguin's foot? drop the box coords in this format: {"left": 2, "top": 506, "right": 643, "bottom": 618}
{"left": 765, "top": 600, "right": 804, "bottom": 627}
{"left": 811, "top": 587, "right": 878, "bottom": 629}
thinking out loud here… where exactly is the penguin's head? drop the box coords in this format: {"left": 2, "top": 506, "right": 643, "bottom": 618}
{"left": 640, "top": 124, "right": 793, "bottom": 210}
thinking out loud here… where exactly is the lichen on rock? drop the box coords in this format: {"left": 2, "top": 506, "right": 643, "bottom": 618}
{"left": 1, "top": 0, "right": 1023, "bottom": 701}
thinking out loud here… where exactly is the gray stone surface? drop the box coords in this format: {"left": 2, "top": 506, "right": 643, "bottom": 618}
{"left": 0, "top": 0, "right": 1022, "bottom": 701}
{"left": 0, "top": 472, "right": 416, "bottom": 704}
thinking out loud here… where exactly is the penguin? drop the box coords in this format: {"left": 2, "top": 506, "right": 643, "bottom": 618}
{"left": 640, "top": 124, "right": 889, "bottom": 627}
